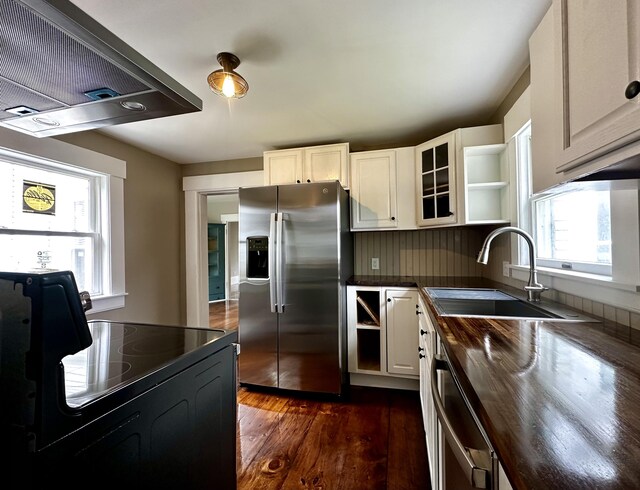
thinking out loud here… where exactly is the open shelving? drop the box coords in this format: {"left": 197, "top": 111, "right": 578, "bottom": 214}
{"left": 353, "top": 289, "right": 382, "bottom": 372}
{"left": 463, "top": 143, "right": 510, "bottom": 224}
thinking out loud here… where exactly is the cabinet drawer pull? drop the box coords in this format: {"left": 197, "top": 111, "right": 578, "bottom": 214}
{"left": 625, "top": 80, "right": 640, "bottom": 100}
{"left": 419, "top": 353, "right": 426, "bottom": 359}
{"left": 391, "top": 216, "right": 396, "bottom": 221}
{"left": 420, "top": 329, "right": 428, "bottom": 336}
{"left": 296, "top": 179, "right": 301, "bottom": 183}
{"left": 306, "top": 179, "right": 311, "bottom": 183}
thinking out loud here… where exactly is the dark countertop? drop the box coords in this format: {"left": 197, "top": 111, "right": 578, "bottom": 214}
{"left": 348, "top": 275, "right": 640, "bottom": 489}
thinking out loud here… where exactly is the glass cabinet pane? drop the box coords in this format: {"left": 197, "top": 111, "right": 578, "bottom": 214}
{"left": 422, "top": 148, "right": 434, "bottom": 173}
{"left": 435, "top": 143, "right": 448, "bottom": 169}
{"left": 435, "top": 169, "right": 449, "bottom": 191}
{"left": 423, "top": 197, "right": 435, "bottom": 219}
{"left": 436, "top": 194, "right": 451, "bottom": 218}
{"left": 422, "top": 173, "right": 434, "bottom": 196}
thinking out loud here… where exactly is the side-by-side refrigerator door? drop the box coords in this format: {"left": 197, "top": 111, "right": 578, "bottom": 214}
{"left": 238, "top": 185, "right": 278, "bottom": 387}
{"left": 277, "top": 182, "right": 342, "bottom": 394}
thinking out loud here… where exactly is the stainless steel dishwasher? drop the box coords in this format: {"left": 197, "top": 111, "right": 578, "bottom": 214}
{"left": 432, "top": 339, "right": 497, "bottom": 490}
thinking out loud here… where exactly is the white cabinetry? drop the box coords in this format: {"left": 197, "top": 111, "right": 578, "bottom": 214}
{"left": 347, "top": 286, "right": 419, "bottom": 381}
{"left": 554, "top": 0, "right": 640, "bottom": 174}
{"left": 349, "top": 147, "right": 416, "bottom": 231}
{"left": 386, "top": 289, "right": 420, "bottom": 376}
{"left": 463, "top": 144, "right": 510, "bottom": 224}
{"left": 530, "top": 1, "right": 640, "bottom": 192}
{"left": 417, "top": 295, "right": 438, "bottom": 490}
{"left": 415, "top": 125, "right": 504, "bottom": 228}
{"left": 263, "top": 143, "right": 349, "bottom": 188}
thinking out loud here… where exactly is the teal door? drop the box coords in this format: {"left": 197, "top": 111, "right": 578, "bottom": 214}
{"left": 208, "top": 223, "right": 226, "bottom": 301}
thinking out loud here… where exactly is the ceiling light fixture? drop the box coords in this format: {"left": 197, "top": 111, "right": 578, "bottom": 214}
{"left": 207, "top": 52, "right": 249, "bottom": 99}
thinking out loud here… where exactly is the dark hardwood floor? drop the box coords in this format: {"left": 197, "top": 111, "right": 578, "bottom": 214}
{"left": 236, "top": 386, "right": 430, "bottom": 490}
{"left": 212, "top": 295, "right": 430, "bottom": 489}
{"left": 209, "top": 299, "right": 238, "bottom": 330}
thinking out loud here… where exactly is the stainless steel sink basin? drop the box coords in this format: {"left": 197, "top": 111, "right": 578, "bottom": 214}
{"left": 425, "top": 288, "right": 597, "bottom": 322}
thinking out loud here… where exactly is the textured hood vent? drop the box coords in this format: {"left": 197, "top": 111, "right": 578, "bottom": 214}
{"left": 0, "top": 0, "right": 202, "bottom": 137}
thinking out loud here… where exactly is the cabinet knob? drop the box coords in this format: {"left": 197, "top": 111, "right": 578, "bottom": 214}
{"left": 418, "top": 346, "right": 424, "bottom": 353}
{"left": 420, "top": 329, "right": 427, "bottom": 336}
{"left": 387, "top": 298, "right": 392, "bottom": 303}
{"left": 416, "top": 310, "right": 422, "bottom": 315}
{"left": 296, "top": 180, "right": 301, "bottom": 183}
{"left": 419, "top": 353, "right": 426, "bottom": 359}
{"left": 306, "top": 179, "right": 311, "bottom": 183}
{"left": 391, "top": 216, "right": 396, "bottom": 221}
{"left": 625, "top": 80, "right": 640, "bottom": 100}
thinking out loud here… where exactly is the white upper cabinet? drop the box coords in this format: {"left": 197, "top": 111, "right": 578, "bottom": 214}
{"left": 415, "top": 125, "right": 504, "bottom": 228}
{"left": 550, "top": 0, "right": 640, "bottom": 175}
{"left": 349, "top": 147, "right": 417, "bottom": 231}
{"left": 264, "top": 143, "right": 349, "bottom": 188}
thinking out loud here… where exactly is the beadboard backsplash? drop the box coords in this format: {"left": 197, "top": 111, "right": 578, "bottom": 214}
{"left": 353, "top": 228, "right": 497, "bottom": 277}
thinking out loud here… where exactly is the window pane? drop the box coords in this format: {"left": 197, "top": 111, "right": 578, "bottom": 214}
{"left": 0, "top": 161, "right": 93, "bottom": 232}
{"left": 535, "top": 190, "right": 611, "bottom": 265}
{"left": 0, "top": 235, "right": 96, "bottom": 293}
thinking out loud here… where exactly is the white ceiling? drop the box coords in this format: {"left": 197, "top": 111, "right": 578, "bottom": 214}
{"left": 71, "top": 0, "right": 551, "bottom": 165}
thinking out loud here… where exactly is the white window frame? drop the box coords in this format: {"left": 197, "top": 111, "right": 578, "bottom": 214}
{"left": 508, "top": 120, "right": 640, "bottom": 312}
{"left": 0, "top": 128, "right": 126, "bottom": 313}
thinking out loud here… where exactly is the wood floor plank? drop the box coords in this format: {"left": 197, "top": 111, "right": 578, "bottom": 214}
{"left": 236, "top": 389, "right": 292, "bottom": 475}
{"left": 387, "top": 390, "right": 431, "bottom": 490}
{"left": 279, "top": 387, "right": 391, "bottom": 490}
{"left": 237, "top": 396, "right": 321, "bottom": 489}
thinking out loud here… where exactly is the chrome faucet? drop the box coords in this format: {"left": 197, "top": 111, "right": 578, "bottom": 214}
{"left": 477, "top": 226, "right": 548, "bottom": 303}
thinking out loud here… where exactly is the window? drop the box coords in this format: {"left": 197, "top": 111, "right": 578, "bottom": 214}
{"left": 0, "top": 133, "right": 125, "bottom": 312}
{"left": 0, "top": 158, "right": 106, "bottom": 293}
{"left": 534, "top": 189, "right": 612, "bottom": 275}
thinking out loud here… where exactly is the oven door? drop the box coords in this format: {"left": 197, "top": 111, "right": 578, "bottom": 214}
{"left": 431, "top": 343, "right": 497, "bottom": 490}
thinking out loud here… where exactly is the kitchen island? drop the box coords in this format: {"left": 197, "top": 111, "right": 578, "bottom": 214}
{"left": 349, "top": 275, "right": 640, "bottom": 489}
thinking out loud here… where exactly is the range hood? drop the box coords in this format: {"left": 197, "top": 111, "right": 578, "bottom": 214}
{"left": 0, "top": 0, "right": 202, "bottom": 138}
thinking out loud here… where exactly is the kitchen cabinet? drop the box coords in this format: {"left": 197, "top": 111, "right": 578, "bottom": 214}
{"left": 349, "top": 147, "right": 416, "bottom": 231}
{"left": 553, "top": 0, "right": 640, "bottom": 175}
{"left": 208, "top": 223, "right": 225, "bottom": 301}
{"left": 415, "top": 125, "right": 504, "bottom": 228}
{"left": 530, "top": 1, "right": 640, "bottom": 190}
{"left": 347, "top": 286, "right": 419, "bottom": 379}
{"left": 263, "top": 142, "right": 349, "bottom": 188}
{"left": 417, "top": 295, "right": 438, "bottom": 490}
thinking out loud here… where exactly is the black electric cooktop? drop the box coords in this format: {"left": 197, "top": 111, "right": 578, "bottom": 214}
{"left": 62, "top": 320, "right": 230, "bottom": 408}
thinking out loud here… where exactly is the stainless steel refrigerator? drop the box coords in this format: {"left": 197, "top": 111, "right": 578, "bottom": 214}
{"left": 238, "top": 181, "right": 353, "bottom": 395}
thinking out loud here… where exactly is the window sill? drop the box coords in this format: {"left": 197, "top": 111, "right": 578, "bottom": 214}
{"left": 86, "top": 292, "right": 128, "bottom": 314}
{"left": 510, "top": 265, "right": 640, "bottom": 292}
{"left": 509, "top": 265, "right": 640, "bottom": 313}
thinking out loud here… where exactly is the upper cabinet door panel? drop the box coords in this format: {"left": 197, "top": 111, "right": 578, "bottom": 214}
{"left": 264, "top": 149, "right": 303, "bottom": 185}
{"left": 557, "top": 0, "right": 640, "bottom": 171}
{"left": 350, "top": 150, "right": 398, "bottom": 230}
{"left": 303, "top": 143, "right": 349, "bottom": 187}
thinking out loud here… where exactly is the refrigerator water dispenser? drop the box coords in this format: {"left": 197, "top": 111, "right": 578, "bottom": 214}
{"left": 247, "top": 236, "right": 268, "bottom": 278}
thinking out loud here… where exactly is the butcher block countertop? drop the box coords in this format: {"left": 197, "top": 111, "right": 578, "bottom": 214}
{"left": 347, "top": 276, "right": 640, "bottom": 489}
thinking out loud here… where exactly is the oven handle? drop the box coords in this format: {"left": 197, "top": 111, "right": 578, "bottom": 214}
{"left": 431, "top": 355, "right": 491, "bottom": 489}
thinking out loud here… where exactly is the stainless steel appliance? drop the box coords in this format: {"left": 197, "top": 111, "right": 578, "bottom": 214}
{"left": 238, "top": 181, "right": 352, "bottom": 395}
{"left": 432, "top": 341, "right": 497, "bottom": 489}
{"left": 0, "top": 270, "right": 237, "bottom": 489}
{"left": 0, "top": 0, "right": 202, "bottom": 138}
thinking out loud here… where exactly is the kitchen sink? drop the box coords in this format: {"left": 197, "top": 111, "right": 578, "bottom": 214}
{"left": 425, "top": 288, "right": 597, "bottom": 322}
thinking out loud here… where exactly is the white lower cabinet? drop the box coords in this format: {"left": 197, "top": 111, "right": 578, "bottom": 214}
{"left": 347, "top": 286, "right": 419, "bottom": 380}
{"left": 418, "top": 296, "right": 438, "bottom": 490}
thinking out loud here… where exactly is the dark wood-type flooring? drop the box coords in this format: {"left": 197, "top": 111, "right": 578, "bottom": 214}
{"left": 209, "top": 299, "right": 238, "bottom": 330}
{"left": 211, "top": 298, "right": 430, "bottom": 489}
{"left": 236, "top": 386, "right": 430, "bottom": 490}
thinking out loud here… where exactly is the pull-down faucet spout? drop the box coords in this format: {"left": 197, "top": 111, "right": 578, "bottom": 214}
{"left": 477, "top": 226, "right": 548, "bottom": 303}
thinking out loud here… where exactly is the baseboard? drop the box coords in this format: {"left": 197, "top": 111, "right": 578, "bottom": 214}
{"left": 349, "top": 373, "right": 419, "bottom": 391}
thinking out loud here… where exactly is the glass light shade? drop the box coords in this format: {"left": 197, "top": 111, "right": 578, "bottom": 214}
{"left": 207, "top": 69, "right": 249, "bottom": 99}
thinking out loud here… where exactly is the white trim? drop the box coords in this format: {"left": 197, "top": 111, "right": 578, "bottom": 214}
{"left": 184, "top": 171, "right": 263, "bottom": 327}
{"left": 510, "top": 264, "right": 640, "bottom": 312}
{"left": 0, "top": 131, "right": 126, "bottom": 312}
{"left": 86, "top": 293, "right": 128, "bottom": 314}
{"left": 183, "top": 170, "right": 263, "bottom": 192}
{"left": 0, "top": 127, "right": 125, "bottom": 178}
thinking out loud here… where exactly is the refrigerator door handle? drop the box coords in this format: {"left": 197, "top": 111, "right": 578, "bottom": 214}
{"left": 269, "top": 213, "right": 277, "bottom": 313}
{"left": 276, "top": 212, "right": 285, "bottom": 313}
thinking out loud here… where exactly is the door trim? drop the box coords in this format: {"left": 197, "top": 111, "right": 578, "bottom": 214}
{"left": 183, "top": 171, "right": 263, "bottom": 327}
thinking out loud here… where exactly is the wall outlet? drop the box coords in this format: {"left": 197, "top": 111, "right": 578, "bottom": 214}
{"left": 502, "top": 261, "right": 510, "bottom": 277}
{"left": 371, "top": 257, "right": 380, "bottom": 270}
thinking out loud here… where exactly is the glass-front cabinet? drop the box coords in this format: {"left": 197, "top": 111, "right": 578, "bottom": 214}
{"left": 415, "top": 132, "right": 457, "bottom": 226}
